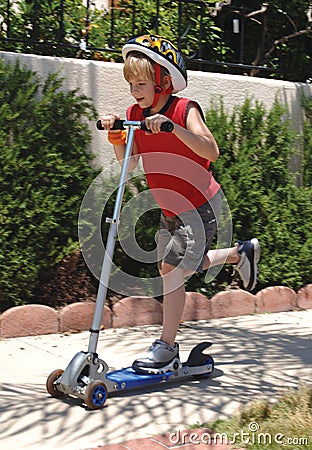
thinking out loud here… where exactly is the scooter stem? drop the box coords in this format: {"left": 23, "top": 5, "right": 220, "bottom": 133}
{"left": 88, "top": 126, "right": 135, "bottom": 353}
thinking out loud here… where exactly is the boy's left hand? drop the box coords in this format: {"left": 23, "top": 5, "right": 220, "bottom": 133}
{"left": 144, "top": 114, "right": 174, "bottom": 134}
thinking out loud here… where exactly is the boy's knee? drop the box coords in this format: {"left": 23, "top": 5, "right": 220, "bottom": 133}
{"left": 160, "top": 262, "right": 191, "bottom": 279}
{"left": 159, "top": 261, "right": 176, "bottom": 276}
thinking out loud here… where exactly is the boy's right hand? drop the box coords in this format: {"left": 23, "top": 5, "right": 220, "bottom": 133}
{"left": 98, "top": 114, "right": 120, "bottom": 131}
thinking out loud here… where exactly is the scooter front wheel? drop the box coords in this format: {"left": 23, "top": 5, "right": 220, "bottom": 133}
{"left": 85, "top": 380, "right": 108, "bottom": 409}
{"left": 46, "top": 369, "right": 65, "bottom": 398}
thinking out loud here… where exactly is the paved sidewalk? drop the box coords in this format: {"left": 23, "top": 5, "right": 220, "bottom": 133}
{"left": 0, "top": 310, "right": 311, "bottom": 450}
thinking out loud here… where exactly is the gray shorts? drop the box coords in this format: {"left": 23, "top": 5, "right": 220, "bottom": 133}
{"left": 157, "top": 190, "right": 221, "bottom": 273}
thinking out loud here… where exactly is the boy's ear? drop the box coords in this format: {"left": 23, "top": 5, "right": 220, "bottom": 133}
{"left": 162, "top": 74, "right": 173, "bottom": 90}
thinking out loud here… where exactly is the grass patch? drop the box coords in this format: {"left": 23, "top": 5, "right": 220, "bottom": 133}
{"left": 194, "top": 385, "right": 312, "bottom": 449}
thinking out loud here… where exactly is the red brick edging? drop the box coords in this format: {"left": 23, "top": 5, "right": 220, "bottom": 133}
{"left": 94, "top": 428, "right": 244, "bottom": 449}
{"left": 0, "top": 284, "right": 311, "bottom": 339}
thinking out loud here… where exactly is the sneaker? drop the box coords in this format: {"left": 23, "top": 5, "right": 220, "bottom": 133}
{"left": 132, "top": 339, "right": 181, "bottom": 374}
{"left": 235, "top": 238, "right": 260, "bottom": 291}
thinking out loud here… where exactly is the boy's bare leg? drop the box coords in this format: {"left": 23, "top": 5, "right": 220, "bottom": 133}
{"left": 157, "top": 242, "right": 258, "bottom": 348}
{"left": 160, "top": 263, "right": 185, "bottom": 347}
{"left": 159, "top": 247, "right": 239, "bottom": 347}
{"left": 203, "top": 245, "right": 240, "bottom": 270}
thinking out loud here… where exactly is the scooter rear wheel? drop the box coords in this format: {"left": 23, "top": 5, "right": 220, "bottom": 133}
{"left": 85, "top": 380, "right": 108, "bottom": 409}
{"left": 46, "top": 369, "right": 65, "bottom": 398}
{"left": 193, "top": 355, "right": 214, "bottom": 379}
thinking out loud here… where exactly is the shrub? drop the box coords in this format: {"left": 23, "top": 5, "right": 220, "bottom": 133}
{"left": 301, "top": 93, "right": 312, "bottom": 186}
{"left": 205, "top": 97, "right": 312, "bottom": 292}
{"left": 0, "top": 58, "right": 97, "bottom": 311}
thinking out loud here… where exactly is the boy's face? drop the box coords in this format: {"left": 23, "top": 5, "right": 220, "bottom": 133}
{"left": 128, "top": 75, "right": 155, "bottom": 109}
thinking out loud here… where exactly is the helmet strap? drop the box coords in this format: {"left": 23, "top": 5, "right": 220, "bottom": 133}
{"left": 151, "top": 63, "right": 163, "bottom": 108}
{"left": 145, "top": 63, "right": 173, "bottom": 112}
{"left": 143, "top": 94, "right": 174, "bottom": 118}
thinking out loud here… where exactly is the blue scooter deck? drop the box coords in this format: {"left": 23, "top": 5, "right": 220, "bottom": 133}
{"left": 106, "top": 367, "right": 173, "bottom": 390}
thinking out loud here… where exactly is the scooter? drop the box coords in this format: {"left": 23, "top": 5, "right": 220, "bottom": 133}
{"left": 46, "top": 119, "right": 215, "bottom": 409}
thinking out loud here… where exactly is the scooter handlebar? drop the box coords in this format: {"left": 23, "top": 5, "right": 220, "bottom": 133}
{"left": 96, "top": 119, "right": 173, "bottom": 132}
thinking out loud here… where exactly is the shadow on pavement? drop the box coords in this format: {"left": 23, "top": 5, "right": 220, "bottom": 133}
{"left": 0, "top": 312, "right": 311, "bottom": 449}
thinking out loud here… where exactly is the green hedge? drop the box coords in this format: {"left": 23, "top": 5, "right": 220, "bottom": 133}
{"left": 0, "top": 59, "right": 97, "bottom": 311}
{"left": 204, "top": 97, "right": 312, "bottom": 292}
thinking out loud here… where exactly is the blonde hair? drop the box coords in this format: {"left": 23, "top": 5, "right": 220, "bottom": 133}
{"left": 123, "top": 51, "right": 171, "bottom": 85}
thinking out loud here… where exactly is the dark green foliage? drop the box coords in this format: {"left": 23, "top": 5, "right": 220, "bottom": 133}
{"left": 217, "top": 0, "right": 312, "bottom": 81}
{"left": 0, "top": 0, "right": 87, "bottom": 58}
{"left": 301, "top": 93, "right": 312, "bottom": 186}
{"left": 0, "top": 58, "right": 97, "bottom": 310}
{"left": 205, "top": 97, "right": 312, "bottom": 291}
{"left": 1, "top": 0, "right": 311, "bottom": 81}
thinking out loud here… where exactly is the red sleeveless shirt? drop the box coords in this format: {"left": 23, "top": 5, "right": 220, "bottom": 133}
{"left": 127, "top": 96, "right": 220, "bottom": 217}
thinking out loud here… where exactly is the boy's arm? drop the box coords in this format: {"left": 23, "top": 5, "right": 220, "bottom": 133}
{"left": 144, "top": 105, "right": 219, "bottom": 162}
{"left": 176, "top": 104, "right": 219, "bottom": 162}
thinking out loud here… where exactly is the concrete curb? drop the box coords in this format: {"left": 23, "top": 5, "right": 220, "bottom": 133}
{"left": 0, "top": 284, "right": 311, "bottom": 339}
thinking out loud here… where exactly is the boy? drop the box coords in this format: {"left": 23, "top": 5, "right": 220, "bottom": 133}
{"left": 99, "top": 34, "right": 260, "bottom": 374}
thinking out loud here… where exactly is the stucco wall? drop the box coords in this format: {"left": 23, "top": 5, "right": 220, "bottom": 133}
{"left": 1, "top": 51, "right": 311, "bottom": 170}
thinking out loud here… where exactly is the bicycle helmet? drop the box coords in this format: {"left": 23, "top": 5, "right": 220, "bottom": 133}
{"left": 122, "top": 34, "right": 187, "bottom": 93}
